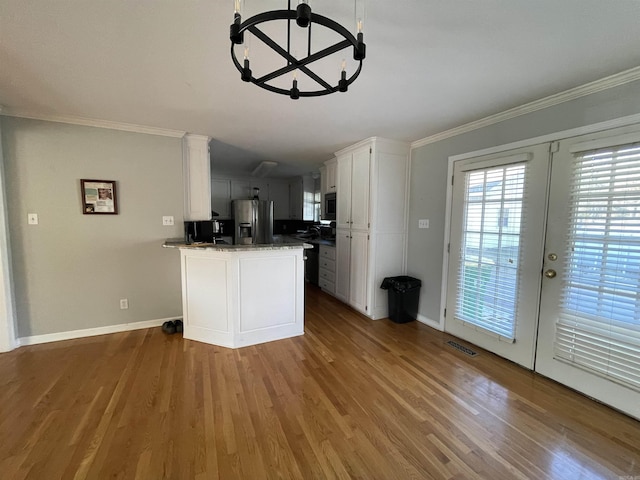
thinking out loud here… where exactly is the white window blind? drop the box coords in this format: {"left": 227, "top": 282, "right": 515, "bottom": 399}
{"left": 455, "top": 163, "right": 527, "bottom": 341}
{"left": 555, "top": 143, "right": 640, "bottom": 391}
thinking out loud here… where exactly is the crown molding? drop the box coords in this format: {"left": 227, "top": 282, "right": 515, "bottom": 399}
{"left": 0, "top": 108, "right": 186, "bottom": 138}
{"left": 411, "top": 66, "right": 640, "bottom": 150}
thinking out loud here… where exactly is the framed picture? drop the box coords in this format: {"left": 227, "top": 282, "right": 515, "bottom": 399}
{"left": 81, "top": 179, "right": 118, "bottom": 214}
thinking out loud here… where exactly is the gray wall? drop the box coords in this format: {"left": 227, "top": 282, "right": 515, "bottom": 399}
{"left": 408, "top": 79, "right": 640, "bottom": 327}
{"left": 1, "top": 117, "right": 185, "bottom": 337}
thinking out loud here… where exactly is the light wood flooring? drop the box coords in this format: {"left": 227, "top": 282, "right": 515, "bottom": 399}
{"left": 1, "top": 286, "right": 639, "bottom": 479}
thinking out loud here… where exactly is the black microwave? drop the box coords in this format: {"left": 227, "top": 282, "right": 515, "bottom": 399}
{"left": 324, "top": 192, "right": 336, "bottom": 220}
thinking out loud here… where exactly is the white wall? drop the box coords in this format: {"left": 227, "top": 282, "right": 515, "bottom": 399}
{"left": 1, "top": 117, "right": 185, "bottom": 338}
{"left": 408, "top": 79, "right": 640, "bottom": 327}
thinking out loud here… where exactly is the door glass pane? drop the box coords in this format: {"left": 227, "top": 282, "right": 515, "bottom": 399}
{"left": 555, "top": 144, "right": 640, "bottom": 390}
{"left": 455, "top": 164, "right": 526, "bottom": 341}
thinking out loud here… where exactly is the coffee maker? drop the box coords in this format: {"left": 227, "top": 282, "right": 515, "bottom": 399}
{"left": 184, "top": 213, "right": 227, "bottom": 244}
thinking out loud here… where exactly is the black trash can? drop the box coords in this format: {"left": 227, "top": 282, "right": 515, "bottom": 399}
{"left": 380, "top": 276, "right": 422, "bottom": 323}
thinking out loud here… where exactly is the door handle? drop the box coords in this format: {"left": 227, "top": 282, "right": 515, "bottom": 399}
{"left": 544, "top": 269, "right": 557, "bottom": 278}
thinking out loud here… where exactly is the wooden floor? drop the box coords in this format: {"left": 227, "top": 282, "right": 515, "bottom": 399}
{"left": 1, "top": 286, "right": 639, "bottom": 479}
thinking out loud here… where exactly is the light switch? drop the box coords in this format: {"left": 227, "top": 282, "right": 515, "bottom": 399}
{"left": 28, "top": 213, "right": 39, "bottom": 225}
{"left": 418, "top": 219, "right": 429, "bottom": 229}
{"left": 162, "top": 216, "right": 174, "bottom": 226}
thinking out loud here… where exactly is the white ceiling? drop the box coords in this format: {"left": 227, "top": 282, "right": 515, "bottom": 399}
{"left": 2, "top": 0, "right": 640, "bottom": 178}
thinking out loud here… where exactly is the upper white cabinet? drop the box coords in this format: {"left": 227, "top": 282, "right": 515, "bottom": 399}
{"left": 183, "top": 134, "right": 212, "bottom": 221}
{"left": 211, "top": 179, "right": 231, "bottom": 218}
{"left": 289, "top": 175, "right": 315, "bottom": 221}
{"left": 269, "top": 181, "right": 290, "bottom": 220}
{"left": 320, "top": 165, "right": 327, "bottom": 194}
{"left": 289, "top": 178, "right": 303, "bottom": 220}
{"left": 211, "top": 176, "right": 291, "bottom": 220}
{"left": 333, "top": 137, "right": 410, "bottom": 319}
{"left": 230, "top": 180, "right": 252, "bottom": 200}
{"left": 337, "top": 147, "right": 370, "bottom": 231}
{"left": 325, "top": 158, "right": 337, "bottom": 193}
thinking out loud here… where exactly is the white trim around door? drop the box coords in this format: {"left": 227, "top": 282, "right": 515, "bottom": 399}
{"left": 0, "top": 127, "right": 17, "bottom": 353}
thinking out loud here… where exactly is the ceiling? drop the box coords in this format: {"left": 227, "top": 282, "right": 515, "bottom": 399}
{"left": 2, "top": 1, "right": 640, "bottom": 178}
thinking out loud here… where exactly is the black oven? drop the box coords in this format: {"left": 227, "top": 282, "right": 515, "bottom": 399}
{"left": 324, "top": 192, "right": 336, "bottom": 220}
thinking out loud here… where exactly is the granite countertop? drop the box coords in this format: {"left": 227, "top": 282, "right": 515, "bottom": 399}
{"left": 163, "top": 238, "right": 313, "bottom": 251}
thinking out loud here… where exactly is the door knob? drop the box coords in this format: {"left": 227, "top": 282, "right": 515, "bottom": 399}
{"left": 544, "top": 269, "right": 557, "bottom": 278}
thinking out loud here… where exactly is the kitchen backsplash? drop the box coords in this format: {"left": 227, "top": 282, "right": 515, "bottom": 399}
{"left": 273, "top": 220, "right": 315, "bottom": 235}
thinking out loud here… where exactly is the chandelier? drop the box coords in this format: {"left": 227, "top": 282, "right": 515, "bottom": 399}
{"left": 230, "top": 1, "right": 366, "bottom": 99}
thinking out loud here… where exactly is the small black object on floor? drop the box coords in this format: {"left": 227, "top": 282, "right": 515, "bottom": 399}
{"left": 162, "top": 320, "right": 183, "bottom": 335}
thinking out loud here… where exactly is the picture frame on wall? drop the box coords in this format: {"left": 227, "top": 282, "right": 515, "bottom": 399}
{"left": 80, "top": 179, "right": 118, "bottom": 214}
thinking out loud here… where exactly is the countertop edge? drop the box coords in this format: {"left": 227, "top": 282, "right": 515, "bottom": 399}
{"left": 163, "top": 239, "right": 313, "bottom": 251}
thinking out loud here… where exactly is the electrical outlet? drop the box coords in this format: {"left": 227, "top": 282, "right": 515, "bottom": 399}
{"left": 28, "top": 213, "right": 39, "bottom": 225}
{"left": 162, "top": 216, "right": 174, "bottom": 226}
{"left": 120, "top": 298, "right": 129, "bottom": 310}
{"left": 418, "top": 219, "right": 429, "bottom": 229}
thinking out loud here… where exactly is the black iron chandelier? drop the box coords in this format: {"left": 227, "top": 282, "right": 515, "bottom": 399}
{"left": 230, "top": 1, "right": 366, "bottom": 99}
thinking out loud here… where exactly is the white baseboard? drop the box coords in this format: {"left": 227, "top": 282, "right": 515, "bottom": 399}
{"left": 416, "top": 314, "right": 443, "bottom": 331}
{"left": 18, "top": 316, "right": 182, "bottom": 346}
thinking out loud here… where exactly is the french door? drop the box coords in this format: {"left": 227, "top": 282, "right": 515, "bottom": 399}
{"left": 445, "top": 144, "right": 551, "bottom": 369}
{"left": 446, "top": 125, "right": 640, "bottom": 419}
{"left": 536, "top": 127, "right": 640, "bottom": 419}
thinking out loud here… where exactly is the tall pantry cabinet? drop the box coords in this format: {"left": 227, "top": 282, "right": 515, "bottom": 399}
{"left": 334, "top": 137, "right": 410, "bottom": 320}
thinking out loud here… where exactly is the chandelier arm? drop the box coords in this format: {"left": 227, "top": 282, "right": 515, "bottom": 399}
{"left": 254, "top": 38, "right": 351, "bottom": 84}
{"left": 249, "top": 25, "right": 351, "bottom": 75}
{"left": 248, "top": 25, "right": 330, "bottom": 88}
{"left": 296, "top": 68, "right": 333, "bottom": 91}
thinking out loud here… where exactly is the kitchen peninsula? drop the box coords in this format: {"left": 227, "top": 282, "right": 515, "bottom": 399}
{"left": 164, "top": 239, "right": 311, "bottom": 348}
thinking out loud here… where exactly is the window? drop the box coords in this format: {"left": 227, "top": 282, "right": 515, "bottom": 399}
{"left": 455, "top": 163, "right": 527, "bottom": 341}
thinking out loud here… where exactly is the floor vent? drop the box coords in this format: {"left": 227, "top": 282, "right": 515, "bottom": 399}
{"left": 446, "top": 340, "right": 478, "bottom": 357}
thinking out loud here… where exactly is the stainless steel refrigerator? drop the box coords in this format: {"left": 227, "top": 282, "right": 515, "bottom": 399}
{"left": 232, "top": 199, "right": 274, "bottom": 245}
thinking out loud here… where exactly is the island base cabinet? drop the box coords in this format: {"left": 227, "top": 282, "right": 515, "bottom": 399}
{"left": 181, "top": 248, "right": 305, "bottom": 348}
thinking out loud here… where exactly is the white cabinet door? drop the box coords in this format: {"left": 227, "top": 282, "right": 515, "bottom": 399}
{"left": 349, "top": 231, "right": 369, "bottom": 314}
{"left": 251, "top": 180, "right": 269, "bottom": 201}
{"left": 319, "top": 166, "right": 327, "bottom": 219}
{"left": 289, "top": 178, "right": 303, "bottom": 219}
{"left": 211, "top": 179, "right": 231, "bottom": 219}
{"left": 335, "top": 230, "right": 351, "bottom": 302}
{"left": 320, "top": 166, "right": 327, "bottom": 196}
{"left": 350, "top": 146, "right": 370, "bottom": 231}
{"left": 183, "top": 134, "right": 212, "bottom": 221}
{"left": 326, "top": 159, "right": 337, "bottom": 192}
{"left": 336, "top": 155, "right": 352, "bottom": 229}
{"left": 231, "top": 180, "right": 251, "bottom": 200}
{"left": 302, "top": 174, "right": 316, "bottom": 221}
{"left": 269, "top": 181, "right": 290, "bottom": 220}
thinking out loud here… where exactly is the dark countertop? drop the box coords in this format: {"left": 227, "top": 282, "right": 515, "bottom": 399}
{"left": 279, "top": 235, "right": 335, "bottom": 247}
{"left": 306, "top": 238, "right": 336, "bottom": 247}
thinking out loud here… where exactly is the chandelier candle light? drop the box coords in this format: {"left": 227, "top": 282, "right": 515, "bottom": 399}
{"left": 230, "top": 0, "right": 366, "bottom": 99}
